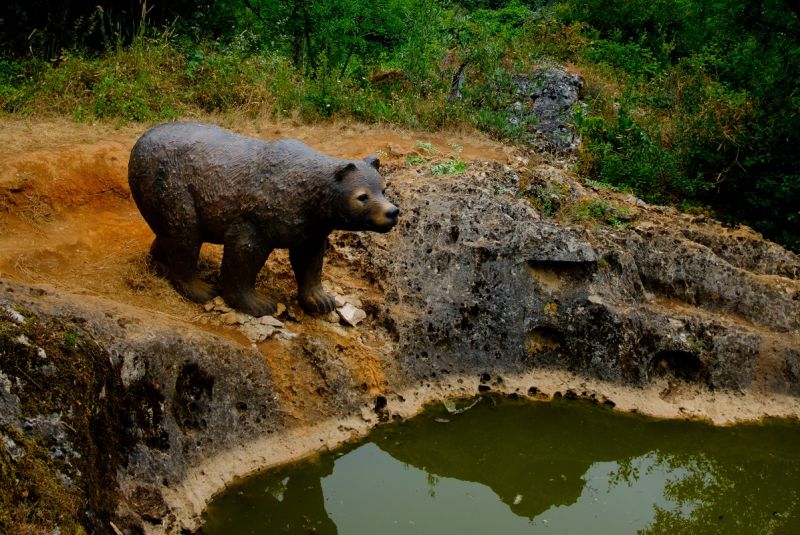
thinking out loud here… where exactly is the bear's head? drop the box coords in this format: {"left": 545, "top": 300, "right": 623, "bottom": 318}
{"left": 333, "top": 156, "right": 399, "bottom": 233}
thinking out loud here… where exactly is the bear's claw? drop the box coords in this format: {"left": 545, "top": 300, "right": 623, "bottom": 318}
{"left": 176, "top": 278, "right": 218, "bottom": 303}
{"left": 299, "top": 287, "right": 337, "bottom": 315}
{"left": 223, "top": 290, "right": 277, "bottom": 317}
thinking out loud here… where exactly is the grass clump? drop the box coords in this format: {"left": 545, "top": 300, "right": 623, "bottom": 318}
{"left": 415, "top": 140, "right": 439, "bottom": 154}
{"left": 527, "top": 180, "right": 571, "bottom": 217}
{"left": 430, "top": 160, "right": 469, "bottom": 176}
{"left": 569, "top": 197, "right": 632, "bottom": 228}
{"left": 406, "top": 154, "right": 429, "bottom": 166}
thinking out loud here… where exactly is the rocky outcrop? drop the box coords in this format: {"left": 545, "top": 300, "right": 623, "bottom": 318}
{"left": 352, "top": 162, "right": 799, "bottom": 393}
{"left": 507, "top": 64, "right": 585, "bottom": 154}
{"left": 0, "top": 286, "right": 283, "bottom": 530}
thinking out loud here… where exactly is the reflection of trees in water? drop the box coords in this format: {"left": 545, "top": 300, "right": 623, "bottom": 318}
{"left": 202, "top": 452, "right": 338, "bottom": 534}
{"left": 374, "top": 398, "right": 654, "bottom": 519}
{"left": 206, "top": 398, "right": 800, "bottom": 534}
{"left": 599, "top": 444, "right": 800, "bottom": 534}
{"left": 374, "top": 398, "right": 800, "bottom": 532}
{"left": 277, "top": 455, "right": 338, "bottom": 535}
{"left": 637, "top": 450, "right": 800, "bottom": 534}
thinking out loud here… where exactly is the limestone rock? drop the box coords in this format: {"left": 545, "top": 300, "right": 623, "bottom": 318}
{"left": 348, "top": 154, "right": 800, "bottom": 392}
{"left": 258, "top": 316, "right": 284, "bottom": 329}
{"left": 337, "top": 303, "right": 367, "bottom": 326}
{"left": 507, "top": 64, "right": 585, "bottom": 154}
{"left": 241, "top": 323, "right": 276, "bottom": 343}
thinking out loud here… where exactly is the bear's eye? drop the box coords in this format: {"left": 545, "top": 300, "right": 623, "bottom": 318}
{"left": 357, "top": 193, "right": 369, "bottom": 203}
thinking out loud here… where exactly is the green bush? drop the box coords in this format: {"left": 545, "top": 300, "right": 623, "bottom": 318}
{"left": 558, "top": 0, "right": 800, "bottom": 250}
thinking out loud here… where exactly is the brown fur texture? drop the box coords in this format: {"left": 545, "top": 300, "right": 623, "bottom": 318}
{"left": 128, "top": 122, "right": 399, "bottom": 316}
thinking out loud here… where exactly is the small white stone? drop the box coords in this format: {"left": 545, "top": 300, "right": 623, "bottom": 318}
{"left": 36, "top": 347, "right": 47, "bottom": 360}
{"left": 4, "top": 307, "right": 25, "bottom": 324}
{"left": 337, "top": 303, "right": 367, "bottom": 326}
{"left": 334, "top": 295, "right": 347, "bottom": 308}
{"left": 242, "top": 324, "right": 276, "bottom": 342}
{"left": 259, "top": 316, "right": 284, "bottom": 328}
{"left": 15, "top": 334, "right": 30, "bottom": 346}
{"left": 203, "top": 302, "right": 215, "bottom": 312}
{"left": 342, "top": 294, "right": 363, "bottom": 308}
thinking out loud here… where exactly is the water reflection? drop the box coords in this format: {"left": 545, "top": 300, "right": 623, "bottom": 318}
{"left": 202, "top": 398, "right": 800, "bottom": 534}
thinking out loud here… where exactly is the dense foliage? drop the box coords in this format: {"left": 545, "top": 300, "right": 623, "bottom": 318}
{"left": 561, "top": 0, "right": 800, "bottom": 250}
{"left": 0, "top": 0, "right": 798, "bottom": 250}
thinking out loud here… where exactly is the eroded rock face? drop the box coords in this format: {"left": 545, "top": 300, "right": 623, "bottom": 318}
{"left": 0, "top": 287, "right": 282, "bottom": 531}
{"left": 347, "top": 163, "right": 800, "bottom": 393}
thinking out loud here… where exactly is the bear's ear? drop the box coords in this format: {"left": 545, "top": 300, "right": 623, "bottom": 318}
{"left": 363, "top": 156, "right": 380, "bottom": 171}
{"left": 335, "top": 162, "right": 357, "bottom": 181}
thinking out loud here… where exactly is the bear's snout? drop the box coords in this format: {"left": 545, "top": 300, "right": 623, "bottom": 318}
{"left": 372, "top": 202, "right": 399, "bottom": 233}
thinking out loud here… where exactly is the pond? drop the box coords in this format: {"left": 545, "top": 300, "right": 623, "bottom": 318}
{"left": 201, "top": 396, "right": 800, "bottom": 534}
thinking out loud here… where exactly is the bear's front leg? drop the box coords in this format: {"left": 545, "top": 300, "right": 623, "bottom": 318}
{"left": 220, "top": 222, "right": 277, "bottom": 317}
{"left": 290, "top": 238, "right": 337, "bottom": 314}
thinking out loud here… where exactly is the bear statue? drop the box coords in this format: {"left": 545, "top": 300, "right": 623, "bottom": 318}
{"left": 128, "top": 122, "right": 399, "bottom": 316}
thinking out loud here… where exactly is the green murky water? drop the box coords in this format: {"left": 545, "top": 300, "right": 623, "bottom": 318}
{"left": 202, "top": 397, "right": 800, "bottom": 534}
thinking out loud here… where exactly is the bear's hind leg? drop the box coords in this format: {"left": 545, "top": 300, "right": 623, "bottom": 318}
{"left": 291, "top": 239, "right": 336, "bottom": 314}
{"left": 162, "top": 235, "right": 217, "bottom": 303}
{"left": 220, "top": 223, "right": 276, "bottom": 317}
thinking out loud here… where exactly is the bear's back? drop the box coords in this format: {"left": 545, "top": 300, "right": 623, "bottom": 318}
{"left": 128, "top": 122, "right": 353, "bottom": 244}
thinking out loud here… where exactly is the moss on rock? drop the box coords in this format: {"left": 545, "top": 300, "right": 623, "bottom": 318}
{"left": 0, "top": 306, "right": 133, "bottom": 534}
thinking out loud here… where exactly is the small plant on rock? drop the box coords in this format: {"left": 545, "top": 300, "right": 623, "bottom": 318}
{"left": 569, "top": 197, "right": 632, "bottom": 228}
{"left": 430, "top": 160, "right": 468, "bottom": 175}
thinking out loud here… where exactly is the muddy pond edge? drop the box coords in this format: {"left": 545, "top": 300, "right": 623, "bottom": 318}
{"left": 172, "top": 370, "right": 800, "bottom": 534}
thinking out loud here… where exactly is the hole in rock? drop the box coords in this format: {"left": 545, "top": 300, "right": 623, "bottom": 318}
{"left": 648, "top": 350, "right": 706, "bottom": 382}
